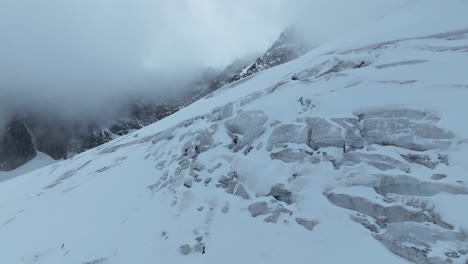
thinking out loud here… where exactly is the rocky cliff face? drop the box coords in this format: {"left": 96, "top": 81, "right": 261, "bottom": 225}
{"left": 0, "top": 120, "right": 37, "bottom": 171}
{"left": 230, "top": 28, "right": 314, "bottom": 83}
{"left": 23, "top": 100, "right": 185, "bottom": 161}
{"left": 204, "top": 55, "right": 260, "bottom": 93}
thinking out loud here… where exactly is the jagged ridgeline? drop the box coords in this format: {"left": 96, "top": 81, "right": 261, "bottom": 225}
{"left": 230, "top": 27, "right": 315, "bottom": 83}
{"left": 1, "top": 18, "right": 468, "bottom": 263}
{"left": 0, "top": 27, "right": 312, "bottom": 171}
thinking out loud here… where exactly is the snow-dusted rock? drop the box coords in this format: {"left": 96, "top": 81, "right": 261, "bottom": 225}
{"left": 270, "top": 148, "right": 312, "bottom": 163}
{"left": 248, "top": 202, "right": 271, "bottom": 217}
{"left": 431, "top": 174, "right": 447, "bottom": 180}
{"left": 295, "top": 218, "right": 318, "bottom": 231}
{"left": 401, "top": 153, "right": 438, "bottom": 169}
{"left": 231, "top": 28, "right": 314, "bottom": 83}
{"left": 233, "top": 184, "right": 250, "bottom": 200}
{"left": 268, "top": 184, "right": 294, "bottom": 205}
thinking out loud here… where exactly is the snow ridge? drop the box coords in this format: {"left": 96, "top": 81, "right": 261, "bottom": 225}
{"left": 1, "top": 3, "right": 468, "bottom": 263}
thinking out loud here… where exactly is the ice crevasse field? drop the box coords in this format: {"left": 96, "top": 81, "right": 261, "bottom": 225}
{"left": 1, "top": 1, "right": 468, "bottom": 263}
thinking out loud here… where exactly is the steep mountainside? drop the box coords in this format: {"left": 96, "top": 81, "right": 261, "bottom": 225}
{"left": 0, "top": 31, "right": 286, "bottom": 172}
{"left": 0, "top": 120, "right": 37, "bottom": 171}
{"left": 203, "top": 54, "right": 260, "bottom": 94}
{"left": 230, "top": 28, "right": 314, "bottom": 83}
{"left": 1, "top": 2, "right": 468, "bottom": 264}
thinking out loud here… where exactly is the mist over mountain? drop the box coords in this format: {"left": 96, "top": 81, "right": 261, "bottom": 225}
{"left": 0, "top": 0, "right": 415, "bottom": 171}
{"left": 0, "top": 0, "right": 285, "bottom": 126}
{"left": 2, "top": 1, "right": 468, "bottom": 264}
{"left": 0, "top": 25, "right": 313, "bottom": 170}
{"left": 0, "top": 0, "right": 412, "bottom": 128}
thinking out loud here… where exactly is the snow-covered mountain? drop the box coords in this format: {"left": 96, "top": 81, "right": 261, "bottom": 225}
{"left": 0, "top": 27, "right": 304, "bottom": 174}
{"left": 203, "top": 54, "right": 260, "bottom": 94}
{"left": 230, "top": 27, "right": 314, "bottom": 83}
{"left": 1, "top": 1, "right": 468, "bottom": 264}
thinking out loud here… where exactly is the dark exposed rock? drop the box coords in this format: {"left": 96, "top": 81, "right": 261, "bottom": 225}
{"left": 204, "top": 177, "right": 212, "bottom": 184}
{"left": 25, "top": 117, "right": 73, "bottom": 160}
{"left": 291, "top": 58, "right": 368, "bottom": 81}
{"left": 81, "top": 258, "right": 109, "bottom": 264}
{"left": 401, "top": 154, "right": 438, "bottom": 169}
{"left": 217, "top": 171, "right": 251, "bottom": 199}
{"left": 264, "top": 210, "right": 281, "bottom": 223}
{"left": 295, "top": 218, "right": 318, "bottom": 231}
{"left": 438, "top": 154, "right": 449, "bottom": 166}
{"left": 0, "top": 120, "right": 37, "bottom": 171}
{"left": 204, "top": 55, "right": 258, "bottom": 94}
{"left": 218, "top": 171, "right": 238, "bottom": 188}
{"left": 109, "top": 119, "right": 144, "bottom": 136}
{"left": 183, "top": 179, "right": 193, "bottom": 188}
{"left": 268, "top": 184, "right": 294, "bottom": 205}
{"left": 432, "top": 174, "right": 447, "bottom": 180}
{"left": 230, "top": 28, "right": 314, "bottom": 83}
{"left": 221, "top": 202, "right": 230, "bottom": 214}
{"left": 80, "top": 130, "right": 114, "bottom": 152}
{"left": 234, "top": 184, "right": 250, "bottom": 200}
{"left": 179, "top": 244, "right": 192, "bottom": 255}
{"left": 193, "top": 242, "right": 205, "bottom": 253}
{"left": 350, "top": 214, "right": 380, "bottom": 233}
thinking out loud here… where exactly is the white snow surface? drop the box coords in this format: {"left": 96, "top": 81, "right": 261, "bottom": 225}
{"left": 0, "top": 152, "right": 56, "bottom": 183}
{"left": 1, "top": 2, "right": 468, "bottom": 263}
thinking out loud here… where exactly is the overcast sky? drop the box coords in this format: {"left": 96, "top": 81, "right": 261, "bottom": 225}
{"left": 0, "top": 0, "right": 412, "bottom": 124}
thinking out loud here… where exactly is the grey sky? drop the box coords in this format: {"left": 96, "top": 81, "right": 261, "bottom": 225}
{"left": 0, "top": 0, "right": 411, "bottom": 123}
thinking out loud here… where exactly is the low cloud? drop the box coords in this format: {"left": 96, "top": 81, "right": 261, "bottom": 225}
{"left": 0, "top": 0, "right": 412, "bottom": 126}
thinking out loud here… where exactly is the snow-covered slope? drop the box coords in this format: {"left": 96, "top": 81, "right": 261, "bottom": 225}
{"left": 1, "top": 1, "right": 468, "bottom": 263}
{"left": 0, "top": 152, "right": 56, "bottom": 183}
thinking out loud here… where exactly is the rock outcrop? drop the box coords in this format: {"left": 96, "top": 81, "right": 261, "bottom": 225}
{"left": 0, "top": 120, "right": 37, "bottom": 171}
{"left": 230, "top": 28, "right": 314, "bottom": 83}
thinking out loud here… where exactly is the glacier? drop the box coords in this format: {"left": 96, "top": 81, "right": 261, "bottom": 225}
{"left": 1, "top": 1, "right": 468, "bottom": 263}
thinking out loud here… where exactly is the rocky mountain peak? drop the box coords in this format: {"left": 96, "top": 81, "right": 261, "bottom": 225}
{"left": 0, "top": 119, "right": 37, "bottom": 171}
{"left": 230, "top": 27, "right": 315, "bottom": 83}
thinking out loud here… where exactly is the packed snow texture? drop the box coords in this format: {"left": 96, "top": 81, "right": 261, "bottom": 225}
{"left": 0, "top": 152, "right": 56, "bottom": 183}
{"left": 1, "top": 1, "right": 468, "bottom": 263}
